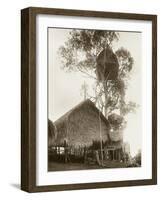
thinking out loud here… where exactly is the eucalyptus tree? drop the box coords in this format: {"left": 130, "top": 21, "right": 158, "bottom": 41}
{"left": 59, "top": 30, "right": 136, "bottom": 120}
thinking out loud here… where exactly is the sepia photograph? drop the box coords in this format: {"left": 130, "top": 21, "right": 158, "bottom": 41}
{"left": 21, "top": 7, "right": 157, "bottom": 192}
{"left": 48, "top": 28, "right": 142, "bottom": 171}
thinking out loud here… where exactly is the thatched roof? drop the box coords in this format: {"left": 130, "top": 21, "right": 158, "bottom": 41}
{"left": 108, "top": 113, "right": 124, "bottom": 125}
{"left": 48, "top": 100, "right": 123, "bottom": 148}
{"left": 48, "top": 119, "right": 56, "bottom": 147}
{"left": 48, "top": 99, "right": 110, "bottom": 147}
{"left": 54, "top": 99, "right": 109, "bottom": 127}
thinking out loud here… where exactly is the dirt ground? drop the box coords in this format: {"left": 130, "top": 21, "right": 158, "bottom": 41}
{"left": 48, "top": 160, "right": 129, "bottom": 172}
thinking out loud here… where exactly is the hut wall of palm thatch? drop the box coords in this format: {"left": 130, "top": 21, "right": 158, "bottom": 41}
{"left": 109, "top": 130, "right": 123, "bottom": 142}
{"left": 107, "top": 113, "right": 124, "bottom": 149}
{"left": 48, "top": 99, "right": 111, "bottom": 148}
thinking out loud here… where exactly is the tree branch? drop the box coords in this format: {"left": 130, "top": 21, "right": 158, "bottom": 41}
{"left": 77, "top": 66, "right": 97, "bottom": 80}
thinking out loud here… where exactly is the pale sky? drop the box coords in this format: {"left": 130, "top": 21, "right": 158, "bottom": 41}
{"left": 48, "top": 28, "right": 142, "bottom": 157}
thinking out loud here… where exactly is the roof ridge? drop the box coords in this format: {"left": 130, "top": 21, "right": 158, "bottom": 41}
{"left": 50, "top": 99, "right": 109, "bottom": 126}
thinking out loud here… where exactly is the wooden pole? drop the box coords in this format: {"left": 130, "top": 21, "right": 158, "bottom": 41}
{"left": 118, "top": 149, "right": 120, "bottom": 161}
{"left": 99, "top": 110, "right": 103, "bottom": 166}
{"left": 113, "top": 150, "right": 114, "bottom": 161}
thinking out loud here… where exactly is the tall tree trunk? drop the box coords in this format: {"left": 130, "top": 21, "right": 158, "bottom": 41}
{"left": 103, "top": 81, "right": 108, "bottom": 118}
{"left": 120, "top": 92, "right": 125, "bottom": 116}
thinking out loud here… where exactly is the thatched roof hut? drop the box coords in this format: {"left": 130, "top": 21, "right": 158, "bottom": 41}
{"left": 48, "top": 99, "right": 111, "bottom": 147}
{"left": 48, "top": 100, "right": 125, "bottom": 150}
{"left": 96, "top": 45, "right": 119, "bottom": 81}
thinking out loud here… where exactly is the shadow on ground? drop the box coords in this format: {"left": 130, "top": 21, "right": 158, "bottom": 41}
{"left": 10, "top": 183, "right": 20, "bottom": 190}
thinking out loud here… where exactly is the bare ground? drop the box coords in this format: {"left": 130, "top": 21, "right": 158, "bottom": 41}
{"left": 48, "top": 160, "right": 130, "bottom": 172}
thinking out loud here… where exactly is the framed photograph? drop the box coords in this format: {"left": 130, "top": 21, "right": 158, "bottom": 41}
{"left": 21, "top": 7, "right": 157, "bottom": 192}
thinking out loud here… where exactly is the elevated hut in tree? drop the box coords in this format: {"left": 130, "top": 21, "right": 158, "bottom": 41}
{"left": 96, "top": 45, "right": 119, "bottom": 82}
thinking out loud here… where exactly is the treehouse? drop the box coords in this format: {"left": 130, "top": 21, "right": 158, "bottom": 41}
{"left": 96, "top": 45, "right": 119, "bottom": 81}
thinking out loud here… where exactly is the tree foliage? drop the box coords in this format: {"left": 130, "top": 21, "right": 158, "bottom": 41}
{"left": 59, "top": 30, "right": 119, "bottom": 74}
{"left": 59, "top": 29, "right": 137, "bottom": 123}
